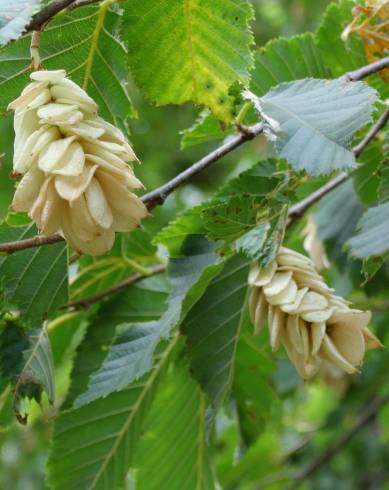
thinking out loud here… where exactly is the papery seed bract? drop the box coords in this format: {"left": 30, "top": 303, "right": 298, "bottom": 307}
{"left": 248, "top": 246, "right": 381, "bottom": 379}
{"left": 9, "top": 69, "right": 148, "bottom": 255}
{"left": 263, "top": 271, "right": 293, "bottom": 296}
{"left": 54, "top": 165, "right": 97, "bottom": 202}
{"left": 31, "top": 69, "right": 66, "bottom": 83}
{"left": 12, "top": 167, "right": 45, "bottom": 212}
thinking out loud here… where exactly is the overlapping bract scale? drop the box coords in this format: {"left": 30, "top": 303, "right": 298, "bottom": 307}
{"left": 9, "top": 69, "right": 147, "bottom": 255}
{"left": 248, "top": 247, "right": 382, "bottom": 379}
{"left": 303, "top": 216, "right": 329, "bottom": 271}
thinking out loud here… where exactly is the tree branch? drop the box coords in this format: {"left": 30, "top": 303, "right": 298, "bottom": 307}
{"left": 0, "top": 233, "right": 64, "bottom": 252}
{"left": 66, "top": 264, "right": 166, "bottom": 310}
{"left": 0, "top": 124, "right": 263, "bottom": 253}
{"left": 2, "top": 55, "right": 389, "bottom": 254}
{"left": 287, "top": 394, "right": 389, "bottom": 490}
{"left": 142, "top": 122, "right": 264, "bottom": 209}
{"left": 287, "top": 105, "right": 389, "bottom": 226}
{"left": 23, "top": 0, "right": 102, "bottom": 34}
{"left": 1, "top": 99, "right": 387, "bottom": 252}
{"left": 25, "top": 0, "right": 78, "bottom": 33}
{"left": 353, "top": 104, "right": 389, "bottom": 157}
{"left": 345, "top": 56, "right": 389, "bottom": 82}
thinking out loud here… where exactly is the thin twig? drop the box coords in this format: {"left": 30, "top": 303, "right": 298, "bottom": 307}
{"left": 287, "top": 394, "right": 389, "bottom": 490}
{"left": 353, "top": 104, "right": 389, "bottom": 157}
{"left": 66, "top": 264, "right": 166, "bottom": 310}
{"left": 344, "top": 56, "right": 389, "bottom": 82}
{"left": 0, "top": 233, "right": 64, "bottom": 253}
{"left": 23, "top": 0, "right": 101, "bottom": 36}
{"left": 24, "top": 0, "right": 78, "bottom": 33}
{"left": 142, "top": 123, "right": 264, "bottom": 209}
{"left": 287, "top": 105, "right": 389, "bottom": 226}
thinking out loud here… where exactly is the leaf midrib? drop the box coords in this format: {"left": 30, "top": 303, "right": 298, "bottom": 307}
{"left": 184, "top": 0, "right": 198, "bottom": 100}
{"left": 82, "top": 0, "right": 112, "bottom": 90}
{"left": 88, "top": 334, "right": 179, "bottom": 489}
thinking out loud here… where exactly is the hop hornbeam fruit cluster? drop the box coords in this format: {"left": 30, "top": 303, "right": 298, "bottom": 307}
{"left": 248, "top": 247, "right": 382, "bottom": 379}
{"left": 8, "top": 69, "right": 147, "bottom": 255}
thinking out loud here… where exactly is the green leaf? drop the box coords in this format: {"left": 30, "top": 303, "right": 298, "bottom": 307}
{"left": 352, "top": 142, "right": 385, "bottom": 206}
{"left": 47, "top": 335, "right": 179, "bottom": 490}
{"left": 135, "top": 364, "right": 215, "bottom": 490}
{"left": 0, "top": 324, "right": 55, "bottom": 424}
{"left": 203, "top": 168, "right": 288, "bottom": 246}
{"left": 313, "top": 180, "right": 363, "bottom": 263}
{"left": 378, "top": 163, "right": 389, "bottom": 202}
{"left": 64, "top": 273, "right": 170, "bottom": 408}
{"left": 15, "top": 325, "right": 55, "bottom": 423}
{"left": 316, "top": 0, "right": 389, "bottom": 97}
{"left": 233, "top": 333, "right": 278, "bottom": 445}
{"left": 203, "top": 196, "right": 260, "bottom": 243}
{"left": 251, "top": 33, "right": 329, "bottom": 96}
{"left": 181, "top": 109, "right": 234, "bottom": 148}
{"left": 0, "top": 223, "right": 68, "bottom": 324}
{"left": 74, "top": 236, "right": 224, "bottom": 407}
{"left": 246, "top": 79, "right": 377, "bottom": 175}
{"left": 347, "top": 202, "right": 389, "bottom": 258}
{"left": 182, "top": 254, "right": 250, "bottom": 409}
{"left": 153, "top": 205, "right": 207, "bottom": 257}
{"left": 121, "top": 229, "right": 157, "bottom": 262}
{"left": 236, "top": 205, "right": 287, "bottom": 266}
{"left": 49, "top": 311, "right": 89, "bottom": 366}
{"left": 0, "top": 0, "right": 40, "bottom": 46}
{"left": 0, "top": 4, "right": 135, "bottom": 125}
{"left": 122, "top": 0, "right": 254, "bottom": 121}
{"left": 205, "top": 161, "right": 288, "bottom": 241}
{"left": 70, "top": 230, "right": 159, "bottom": 302}
{"left": 316, "top": 0, "right": 364, "bottom": 76}
{"left": 360, "top": 254, "right": 389, "bottom": 285}
{"left": 70, "top": 256, "right": 128, "bottom": 301}
{"left": 310, "top": 180, "right": 365, "bottom": 285}
{"left": 154, "top": 161, "right": 288, "bottom": 255}
{"left": 0, "top": 115, "right": 14, "bottom": 219}
{"left": 216, "top": 159, "right": 288, "bottom": 198}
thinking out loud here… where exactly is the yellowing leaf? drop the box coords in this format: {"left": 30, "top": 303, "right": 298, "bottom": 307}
{"left": 342, "top": 1, "right": 389, "bottom": 82}
{"left": 122, "top": 0, "right": 254, "bottom": 122}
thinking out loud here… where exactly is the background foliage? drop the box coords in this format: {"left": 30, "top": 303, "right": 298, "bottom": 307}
{"left": 1, "top": 0, "right": 389, "bottom": 489}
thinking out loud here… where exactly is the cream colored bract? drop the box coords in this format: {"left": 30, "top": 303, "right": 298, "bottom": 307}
{"left": 9, "top": 69, "right": 148, "bottom": 255}
{"left": 248, "top": 246, "right": 382, "bottom": 379}
{"left": 303, "top": 216, "right": 330, "bottom": 271}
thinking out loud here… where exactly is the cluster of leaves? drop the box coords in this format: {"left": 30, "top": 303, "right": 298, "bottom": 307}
{"left": 0, "top": 0, "right": 389, "bottom": 489}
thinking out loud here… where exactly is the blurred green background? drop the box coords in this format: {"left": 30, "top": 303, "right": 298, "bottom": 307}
{"left": 4, "top": 1, "right": 389, "bottom": 490}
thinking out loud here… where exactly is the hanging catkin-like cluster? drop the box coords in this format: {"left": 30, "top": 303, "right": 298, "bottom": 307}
{"left": 248, "top": 247, "right": 382, "bottom": 379}
{"left": 8, "top": 69, "right": 148, "bottom": 255}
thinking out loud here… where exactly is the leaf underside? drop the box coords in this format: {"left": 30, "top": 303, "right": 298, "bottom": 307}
{"left": 247, "top": 78, "right": 376, "bottom": 175}
{"left": 0, "top": 0, "right": 41, "bottom": 47}
{"left": 348, "top": 201, "right": 389, "bottom": 258}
